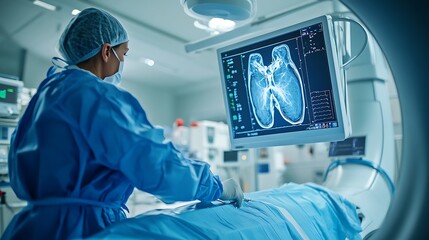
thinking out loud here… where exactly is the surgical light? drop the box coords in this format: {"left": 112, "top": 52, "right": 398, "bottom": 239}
{"left": 193, "top": 20, "right": 221, "bottom": 35}
{"left": 33, "top": 0, "right": 57, "bottom": 11}
{"left": 181, "top": 0, "right": 256, "bottom": 34}
{"left": 181, "top": 0, "right": 255, "bottom": 21}
{"left": 208, "top": 18, "right": 236, "bottom": 32}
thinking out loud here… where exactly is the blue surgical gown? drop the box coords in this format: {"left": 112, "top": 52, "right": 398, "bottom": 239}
{"left": 2, "top": 67, "right": 223, "bottom": 239}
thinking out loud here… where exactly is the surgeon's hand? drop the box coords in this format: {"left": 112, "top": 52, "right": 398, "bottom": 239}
{"left": 220, "top": 178, "right": 244, "bottom": 208}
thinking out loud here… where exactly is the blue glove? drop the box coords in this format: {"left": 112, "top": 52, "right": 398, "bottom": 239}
{"left": 220, "top": 178, "right": 244, "bottom": 208}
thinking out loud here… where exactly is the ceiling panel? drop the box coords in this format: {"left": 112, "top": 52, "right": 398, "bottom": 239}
{"left": 0, "top": 0, "right": 323, "bottom": 89}
{"left": 0, "top": 0, "right": 44, "bottom": 36}
{"left": 82, "top": 0, "right": 207, "bottom": 42}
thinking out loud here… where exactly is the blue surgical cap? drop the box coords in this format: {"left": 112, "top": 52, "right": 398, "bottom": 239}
{"left": 59, "top": 8, "right": 128, "bottom": 65}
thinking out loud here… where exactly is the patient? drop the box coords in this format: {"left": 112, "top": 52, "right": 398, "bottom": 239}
{"left": 89, "top": 183, "right": 362, "bottom": 239}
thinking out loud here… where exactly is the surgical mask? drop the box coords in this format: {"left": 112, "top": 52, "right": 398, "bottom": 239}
{"left": 104, "top": 48, "right": 123, "bottom": 86}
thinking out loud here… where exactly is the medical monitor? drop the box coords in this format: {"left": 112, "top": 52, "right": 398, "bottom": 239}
{"left": 217, "top": 15, "right": 350, "bottom": 149}
{"left": 0, "top": 76, "right": 23, "bottom": 118}
{"left": 329, "top": 136, "right": 366, "bottom": 157}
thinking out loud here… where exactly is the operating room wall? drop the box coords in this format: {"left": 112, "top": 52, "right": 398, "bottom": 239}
{"left": 22, "top": 51, "right": 52, "bottom": 88}
{"left": 173, "top": 79, "right": 227, "bottom": 125}
{"left": 121, "top": 80, "right": 176, "bottom": 127}
{"left": 0, "top": 45, "right": 176, "bottom": 128}
{"left": 0, "top": 39, "right": 25, "bottom": 79}
{"left": 0, "top": 48, "right": 53, "bottom": 88}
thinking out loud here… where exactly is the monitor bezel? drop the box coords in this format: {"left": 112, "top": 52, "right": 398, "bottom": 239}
{"left": 217, "top": 15, "right": 351, "bottom": 149}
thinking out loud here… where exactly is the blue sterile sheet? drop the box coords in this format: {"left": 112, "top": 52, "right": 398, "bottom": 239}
{"left": 89, "top": 183, "right": 362, "bottom": 239}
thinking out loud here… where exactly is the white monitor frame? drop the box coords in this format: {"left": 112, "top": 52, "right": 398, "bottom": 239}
{"left": 217, "top": 15, "right": 351, "bottom": 150}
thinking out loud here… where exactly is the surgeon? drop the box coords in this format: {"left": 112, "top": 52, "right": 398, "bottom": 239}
{"left": 2, "top": 8, "right": 243, "bottom": 240}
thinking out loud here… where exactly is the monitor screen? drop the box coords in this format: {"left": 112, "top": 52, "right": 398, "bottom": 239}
{"left": 217, "top": 15, "right": 350, "bottom": 149}
{"left": 0, "top": 76, "right": 23, "bottom": 118}
{"left": 223, "top": 150, "right": 239, "bottom": 163}
{"left": 329, "top": 136, "right": 366, "bottom": 157}
{"left": 0, "top": 83, "right": 18, "bottom": 104}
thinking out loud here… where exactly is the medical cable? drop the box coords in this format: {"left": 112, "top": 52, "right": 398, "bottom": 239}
{"left": 332, "top": 16, "right": 369, "bottom": 69}
{"left": 331, "top": 15, "right": 369, "bottom": 133}
{"left": 323, "top": 158, "right": 395, "bottom": 195}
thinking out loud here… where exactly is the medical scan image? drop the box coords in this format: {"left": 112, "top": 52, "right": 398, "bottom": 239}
{"left": 248, "top": 44, "right": 305, "bottom": 129}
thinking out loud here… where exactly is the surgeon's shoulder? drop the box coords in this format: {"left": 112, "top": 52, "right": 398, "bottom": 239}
{"left": 101, "top": 83, "right": 142, "bottom": 108}
{"left": 90, "top": 79, "right": 141, "bottom": 108}
{"left": 64, "top": 69, "right": 114, "bottom": 92}
{"left": 64, "top": 69, "right": 140, "bottom": 105}
{"left": 62, "top": 68, "right": 101, "bottom": 88}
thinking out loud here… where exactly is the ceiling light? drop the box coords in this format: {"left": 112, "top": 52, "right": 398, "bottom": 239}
{"left": 143, "top": 58, "right": 155, "bottom": 67}
{"left": 71, "top": 9, "right": 81, "bottom": 16}
{"left": 33, "top": 0, "right": 58, "bottom": 11}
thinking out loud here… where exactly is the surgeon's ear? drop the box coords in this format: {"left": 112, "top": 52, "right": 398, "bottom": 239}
{"left": 100, "top": 43, "right": 112, "bottom": 63}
